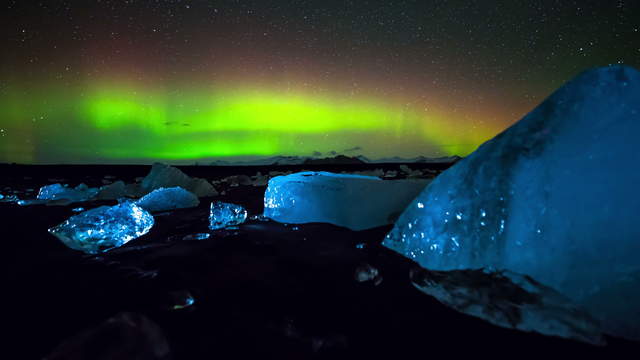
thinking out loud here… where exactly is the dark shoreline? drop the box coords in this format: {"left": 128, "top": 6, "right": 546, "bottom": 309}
{"left": 2, "top": 163, "right": 638, "bottom": 359}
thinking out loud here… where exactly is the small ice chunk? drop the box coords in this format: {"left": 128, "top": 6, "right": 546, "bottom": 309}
{"left": 0, "top": 194, "right": 19, "bottom": 203}
{"left": 72, "top": 207, "right": 85, "bottom": 213}
{"left": 182, "top": 233, "right": 211, "bottom": 241}
{"left": 264, "top": 172, "right": 429, "bottom": 231}
{"left": 0, "top": 194, "right": 3, "bottom": 200}
{"left": 48, "top": 202, "right": 154, "bottom": 254}
{"left": 399, "top": 165, "right": 425, "bottom": 178}
{"left": 249, "top": 214, "right": 269, "bottom": 221}
{"left": 209, "top": 201, "right": 247, "bottom": 230}
{"left": 383, "top": 170, "right": 398, "bottom": 178}
{"left": 168, "top": 290, "right": 195, "bottom": 310}
{"left": 135, "top": 187, "right": 199, "bottom": 213}
{"left": 37, "top": 183, "right": 98, "bottom": 202}
{"left": 141, "top": 163, "right": 217, "bottom": 197}
{"left": 354, "top": 264, "right": 380, "bottom": 283}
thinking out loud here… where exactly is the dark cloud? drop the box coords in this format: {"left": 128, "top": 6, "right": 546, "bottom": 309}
{"left": 343, "top": 146, "right": 363, "bottom": 153}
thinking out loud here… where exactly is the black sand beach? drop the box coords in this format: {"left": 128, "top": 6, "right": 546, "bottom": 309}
{"left": 2, "top": 163, "right": 638, "bottom": 359}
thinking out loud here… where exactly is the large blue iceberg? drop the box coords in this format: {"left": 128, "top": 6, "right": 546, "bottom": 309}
{"left": 383, "top": 66, "right": 640, "bottom": 340}
{"left": 49, "top": 202, "right": 155, "bottom": 254}
{"left": 264, "top": 172, "right": 429, "bottom": 231}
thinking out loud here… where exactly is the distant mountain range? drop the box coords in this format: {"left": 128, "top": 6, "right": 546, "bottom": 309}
{"left": 367, "top": 155, "right": 462, "bottom": 164}
{"left": 210, "top": 155, "right": 462, "bottom": 166}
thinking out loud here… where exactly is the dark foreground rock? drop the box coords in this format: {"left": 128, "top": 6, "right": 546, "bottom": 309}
{"left": 44, "top": 312, "right": 171, "bottom": 360}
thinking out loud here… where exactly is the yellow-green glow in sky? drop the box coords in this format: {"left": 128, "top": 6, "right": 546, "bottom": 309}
{"left": 0, "top": 84, "right": 502, "bottom": 164}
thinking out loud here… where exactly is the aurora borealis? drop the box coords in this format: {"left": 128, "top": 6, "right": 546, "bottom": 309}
{"left": 1, "top": 83, "right": 496, "bottom": 163}
{"left": 1, "top": 1, "right": 639, "bottom": 164}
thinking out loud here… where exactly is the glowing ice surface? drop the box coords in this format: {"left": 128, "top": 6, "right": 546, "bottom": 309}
{"left": 383, "top": 66, "right": 640, "bottom": 340}
{"left": 0, "top": 194, "right": 18, "bottom": 202}
{"left": 168, "top": 290, "right": 195, "bottom": 311}
{"left": 135, "top": 187, "right": 199, "bottom": 213}
{"left": 209, "top": 201, "right": 247, "bottom": 230}
{"left": 32, "top": 181, "right": 125, "bottom": 205}
{"left": 49, "top": 202, "right": 154, "bottom": 254}
{"left": 264, "top": 172, "right": 429, "bottom": 231}
{"left": 37, "top": 183, "right": 98, "bottom": 202}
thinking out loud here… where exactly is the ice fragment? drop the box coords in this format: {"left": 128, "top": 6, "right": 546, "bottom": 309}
{"left": 209, "top": 201, "right": 247, "bottom": 230}
{"left": 48, "top": 202, "right": 154, "bottom": 254}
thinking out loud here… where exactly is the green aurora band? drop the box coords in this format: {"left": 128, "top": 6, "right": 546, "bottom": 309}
{"left": 0, "top": 85, "right": 500, "bottom": 164}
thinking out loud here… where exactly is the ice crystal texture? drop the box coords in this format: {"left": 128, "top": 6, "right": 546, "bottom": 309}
{"left": 209, "top": 201, "right": 247, "bottom": 230}
{"left": 135, "top": 187, "right": 199, "bottom": 213}
{"left": 264, "top": 171, "right": 429, "bottom": 231}
{"left": 37, "top": 183, "right": 98, "bottom": 202}
{"left": 383, "top": 66, "right": 640, "bottom": 340}
{"left": 49, "top": 202, "right": 154, "bottom": 254}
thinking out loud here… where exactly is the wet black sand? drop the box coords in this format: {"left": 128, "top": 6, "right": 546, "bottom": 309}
{"left": 1, "top": 163, "right": 638, "bottom": 359}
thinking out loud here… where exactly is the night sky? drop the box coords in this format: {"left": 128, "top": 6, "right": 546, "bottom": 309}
{"left": 1, "top": 0, "right": 638, "bottom": 164}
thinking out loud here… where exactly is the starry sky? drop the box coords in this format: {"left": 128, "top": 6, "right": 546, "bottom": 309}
{"left": 1, "top": 0, "right": 638, "bottom": 164}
